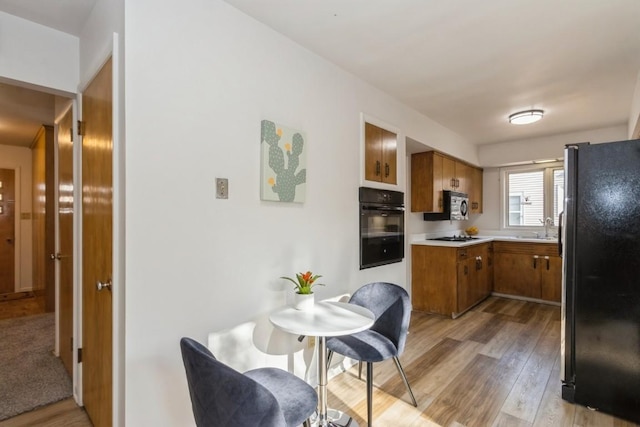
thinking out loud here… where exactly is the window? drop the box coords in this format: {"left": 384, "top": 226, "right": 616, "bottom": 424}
{"left": 503, "top": 163, "right": 564, "bottom": 228}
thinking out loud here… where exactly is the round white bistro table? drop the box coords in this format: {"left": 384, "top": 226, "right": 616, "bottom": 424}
{"left": 269, "top": 301, "right": 375, "bottom": 427}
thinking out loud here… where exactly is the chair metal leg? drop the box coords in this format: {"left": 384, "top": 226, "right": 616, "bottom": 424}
{"left": 303, "top": 420, "right": 311, "bottom": 427}
{"left": 358, "top": 361, "right": 363, "bottom": 380}
{"left": 366, "top": 362, "right": 373, "bottom": 427}
{"left": 392, "top": 356, "right": 417, "bottom": 407}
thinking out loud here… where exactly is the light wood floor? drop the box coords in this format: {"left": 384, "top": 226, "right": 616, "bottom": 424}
{"left": 328, "top": 296, "right": 639, "bottom": 427}
{"left": 3, "top": 296, "right": 637, "bottom": 426}
{"left": 0, "top": 293, "right": 45, "bottom": 320}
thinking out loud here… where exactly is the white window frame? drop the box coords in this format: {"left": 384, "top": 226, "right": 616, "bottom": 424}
{"left": 500, "top": 162, "right": 563, "bottom": 231}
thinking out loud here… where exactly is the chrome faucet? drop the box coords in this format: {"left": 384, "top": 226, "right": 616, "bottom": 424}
{"left": 540, "top": 217, "right": 554, "bottom": 238}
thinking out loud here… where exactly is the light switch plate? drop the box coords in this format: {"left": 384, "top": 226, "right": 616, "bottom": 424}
{"left": 216, "top": 178, "right": 228, "bottom": 199}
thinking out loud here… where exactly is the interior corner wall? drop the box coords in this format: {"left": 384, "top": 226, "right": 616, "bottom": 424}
{"left": 0, "top": 11, "right": 78, "bottom": 95}
{"left": 123, "top": 1, "right": 472, "bottom": 425}
{"left": 0, "top": 145, "right": 33, "bottom": 291}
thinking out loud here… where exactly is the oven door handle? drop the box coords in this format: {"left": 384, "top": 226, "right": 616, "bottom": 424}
{"left": 361, "top": 206, "right": 405, "bottom": 212}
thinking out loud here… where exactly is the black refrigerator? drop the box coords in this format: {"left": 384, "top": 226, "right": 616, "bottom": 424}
{"left": 561, "top": 139, "right": 640, "bottom": 424}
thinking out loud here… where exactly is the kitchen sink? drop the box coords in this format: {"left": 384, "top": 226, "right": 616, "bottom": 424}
{"left": 513, "top": 235, "right": 557, "bottom": 240}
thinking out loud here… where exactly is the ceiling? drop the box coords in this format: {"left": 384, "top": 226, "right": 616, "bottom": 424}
{"left": 0, "top": 0, "right": 95, "bottom": 148}
{"left": 1, "top": 0, "right": 639, "bottom": 149}
{"left": 223, "top": 0, "right": 640, "bottom": 145}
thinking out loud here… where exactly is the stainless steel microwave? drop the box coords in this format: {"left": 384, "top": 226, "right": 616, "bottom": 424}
{"left": 423, "top": 191, "right": 469, "bottom": 221}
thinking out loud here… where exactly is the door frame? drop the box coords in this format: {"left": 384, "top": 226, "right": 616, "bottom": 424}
{"left": 52, "top": 100, "right": 79, "bottom": 381}
{"left": 0, "top": 166, "right": 21, "bottom": 294}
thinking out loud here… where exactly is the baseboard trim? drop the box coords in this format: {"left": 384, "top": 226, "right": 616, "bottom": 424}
{"left": 491, "top": 292, "right": 561, "bottom": 307}
{"left": 0, "top": 291, "right": 36, "bottom": 302}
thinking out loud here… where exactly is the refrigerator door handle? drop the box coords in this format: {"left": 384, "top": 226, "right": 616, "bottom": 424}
{"left": 558, "top": 211, "right": 564, "bottom": 256}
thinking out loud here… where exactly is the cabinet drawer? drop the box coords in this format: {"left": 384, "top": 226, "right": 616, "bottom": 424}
{"left": 493, "top": 241, "right": 558, "bottom": 256}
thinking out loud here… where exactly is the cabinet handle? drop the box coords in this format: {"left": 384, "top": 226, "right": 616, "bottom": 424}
{"left": 456, "top": 178, "right": 460, "bottom": 188}
{"left": 545, "top": 255, "right": 550, "bottom": 270}
{"left": 533, "top": 255, "right": 539, "bottom": 269}
{"left": 375, "top": 160, "right": 381, "bottom": 176}
{"left": 384, "top": 163, "right": 390, "bottom": 177}
{"left": 450, "top": 178, "right": 455, "bottom": 188}
{"left": 464, "top": 265, "right": 468, "bottom": 275}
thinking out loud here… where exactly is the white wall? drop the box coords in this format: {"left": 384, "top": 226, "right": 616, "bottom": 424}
{"left": 629, "top": 71, "right": 640, "bottom": 139}
{"left": 473, "top": 124, "right": 629, "bottom": 232}
{"left": 477, "top": 124, "right": 627, "bottom": 167}
{"left": 123, "top": 1, "right": 472, "bottom": 425}
{"left": 0, "top": 12, "right": 78, "bottom": 95}
{"left": 0, "top": 145, "right": 33, "bottom": 291}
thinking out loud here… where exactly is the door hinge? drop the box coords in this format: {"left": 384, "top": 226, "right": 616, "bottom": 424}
{"left": 77, "top": 120, "right": 85, "bottom": 136}
{"left": 77, "top": 347, "right": 83, "bottom": 363}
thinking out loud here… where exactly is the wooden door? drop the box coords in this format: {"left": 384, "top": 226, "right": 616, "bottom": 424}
{"left": 540, "top": 255, "right": 562, "bottom": 302}
{"left": 442, "top": 156, "right": 456, "bottom": 191}
{"left": 0, "top": 169, "right": 15, "bottom": 294}
{"left": 469, "top": 166, "right": 483, "bottom": 213}
{"left": 493, "top": 252, "right": 541, "bottom": 298}
{"left": 364, "top": 122, "right": 381, "bottom": 182}
{"left": 82, "top": 57, "right": 113, "bottom": 427}
{"left": 455, "top": 162, "right": 470, "bottom": 195}
{"left": 381, "top": 128, "right": 397, "bottom": 184}
{"left": 58, "top": 107, "right": 74, "bottom": 376}
{"left": 456, "top": 256, "right": 471, "bottom": 314}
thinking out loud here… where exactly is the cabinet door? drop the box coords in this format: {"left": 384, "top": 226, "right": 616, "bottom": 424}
{"left": 442, "top": 155, "right": 456, "bottom": 191}
{"left": 540, "top": 255, "right": 562, "bottom": 302}
{"left": 456, "top": 259, "right": 471, "bottom": 314}
{"left": 411, "top": 151, "right": 443, "bottom": 212}
{"left": 365, "top": 123, "right": 397, "bottom": 184}
{"left": 364, "top": 123, "right": 382, "bottom": 182}
{"left": 493, "top": 252, "right": 541, "bottom": 298}
{"left": 381, "top": 129, "right": 397, "bottom": 184}
{"left": 469, "top": 167, "right": 483, "bottom": 213}
{"left": 455, "top": 161, "right": 471, "bottom": 194}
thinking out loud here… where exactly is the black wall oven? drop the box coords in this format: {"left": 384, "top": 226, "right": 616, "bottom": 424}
{"left": 359, "top": 187, "right": 405, "bottom": 269}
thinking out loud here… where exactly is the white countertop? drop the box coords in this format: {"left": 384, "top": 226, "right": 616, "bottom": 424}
{"left": 411, "top": 235, "right": 559, "bottom": 247}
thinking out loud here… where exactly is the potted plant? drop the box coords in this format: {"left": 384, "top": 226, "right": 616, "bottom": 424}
{"left": 281, "top": 271, "right": 324, "bottom": 310}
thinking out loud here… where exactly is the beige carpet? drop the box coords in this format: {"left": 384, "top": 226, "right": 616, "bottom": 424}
{"left": 0, "top": 313, "right": 72, "bottom": 420}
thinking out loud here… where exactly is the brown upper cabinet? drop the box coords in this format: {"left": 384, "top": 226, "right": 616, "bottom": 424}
{"left": 364, "top": 122, "right": 397, "bottom": 185}
{"left": 411, "top": 150, "right": 483, "bottom": 213}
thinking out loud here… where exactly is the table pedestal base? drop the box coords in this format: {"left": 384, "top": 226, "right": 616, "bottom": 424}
{"left": 310, "top": 408, "right": 359, "bottom": 427}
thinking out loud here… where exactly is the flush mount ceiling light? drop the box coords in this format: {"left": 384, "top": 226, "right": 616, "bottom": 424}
{"left": 509, "top": 109, "right": 544, "bottom": 125}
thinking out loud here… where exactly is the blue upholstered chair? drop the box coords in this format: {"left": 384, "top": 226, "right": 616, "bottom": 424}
{"left": 326, "top": 282, "right": 417, "bottom": 427}
{"left": 180, "top": 337, "right": 317, "bottom": 427}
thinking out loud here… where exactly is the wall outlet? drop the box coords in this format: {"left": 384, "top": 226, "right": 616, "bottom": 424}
{"left": 216, "top": 178, "right": 228, "bottom": 199}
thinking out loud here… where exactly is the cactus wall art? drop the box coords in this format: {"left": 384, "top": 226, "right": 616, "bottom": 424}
{"left": 260, "top": 120, "right": 307, "bottom": 203}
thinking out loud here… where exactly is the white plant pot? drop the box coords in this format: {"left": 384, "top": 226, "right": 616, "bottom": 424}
{"left": 293, "top": 292, "right": 315, "bottom": 311}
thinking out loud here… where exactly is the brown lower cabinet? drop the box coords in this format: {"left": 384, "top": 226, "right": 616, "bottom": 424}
{"left": 412, "top": 240, "right": 561, "bottom": 318}
{"left": 493, "top": 241, "right": 561, "bottom": 302}
{"left": 412, "top": 243, "right": 492, "bottom": 318}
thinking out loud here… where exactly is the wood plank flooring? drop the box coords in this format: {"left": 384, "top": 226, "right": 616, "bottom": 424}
{"left": 0, "top": 294, "right": 45, "bottom": 320}
{"left": 3, "top": 296, "right": 637, "bottom": 426}
{"left": 327, "top": 296, "right": 639, "bottom": 427}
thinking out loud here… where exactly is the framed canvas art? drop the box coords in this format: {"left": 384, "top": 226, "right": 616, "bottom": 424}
{"left": 260, "top": 120, "right": 307, "bottom": 203}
